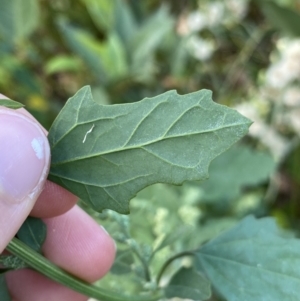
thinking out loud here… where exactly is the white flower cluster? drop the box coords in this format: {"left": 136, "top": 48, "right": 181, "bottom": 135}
{"left": 181, "top": 0, "right": 249, "bottom": 61}
{"left": 283, "top": 86, "right": 300, "bottom": 107}
{"left": 186, "top": 0, "right": 249, "bottom": 32}
{"left": 240, "top": 37, "right": 300, "bottom": 159}
{"left": 187, "top": 36, "right": 215, "bottom": 61}
{"left": 186, "top": 2, "right": 224, "bottom": 32}
{"left": 266, "top": 39, "right": 300, "bottom": 89}
{"left": 225, "top": 0, "right": 249, "bottom": 22}
{"left": 263, "top": 38, "right": 300, "bottom": 138}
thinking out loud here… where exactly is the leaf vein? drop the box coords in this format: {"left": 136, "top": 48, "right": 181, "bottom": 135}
{"left": 162, "top": 104, "right": 205, "bottom": 138}
{"left": 123, "top": 101, "right": 167, "bottom": 147}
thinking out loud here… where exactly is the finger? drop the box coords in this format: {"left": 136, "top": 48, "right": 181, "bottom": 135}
{"left": 1, "top": 95, "right": 79, "bottom": 218}
{"left": 30, "top": 180, "right": 78, "bottom": 218}
{"left": 8, "top": 269, "right": 88, "bottom": 301}
{"left": 0, "top": 107, "right": 50, "bottom": 253}
{"left": 43, "top": 205, "right": 116, "bottom": 281}
{"left": 13, "top": 104, "right": 78, "bottom": 218}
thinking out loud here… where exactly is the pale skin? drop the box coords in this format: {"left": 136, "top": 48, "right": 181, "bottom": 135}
{"left": 0, "top": 94, "right": 116, "bottom": 301}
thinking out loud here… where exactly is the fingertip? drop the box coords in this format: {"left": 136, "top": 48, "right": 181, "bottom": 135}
{"left": 0, "top": 107, "right": 50, "bottom": 253}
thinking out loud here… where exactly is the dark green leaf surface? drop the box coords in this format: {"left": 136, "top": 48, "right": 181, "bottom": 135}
{"left": 17, "top": 217, "right": 47, "bottom": 252}
{"left": 195, "top": 216, "right": 300, "bottom": 301}
{"left": 0, "top": 98, "right": 24, "bottom": 109}
{"left": 199, "top": 145, "right": 276, "bottom": 202}
{"left": 165, "top": 267, "right": 211, "bottom": 300}
{"left": 48, "top": 86, "right": 251, "bottom": 213}
{"left": 258, "top": 1, "right": 300, "bottom": 37}
{"left": 0, "top": 274, "right": 11, "bottom": 301}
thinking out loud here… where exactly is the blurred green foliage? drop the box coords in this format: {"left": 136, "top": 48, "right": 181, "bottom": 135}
{"left": 3, "top": 0, "right": 300, "bottom": 299}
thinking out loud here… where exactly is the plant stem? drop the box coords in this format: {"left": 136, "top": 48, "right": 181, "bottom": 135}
{"left": 156, "top": 250, "right": 195, "bottom": 285}
{"left": 132, "top": 247, "right": 152, "bottom": 282}
{"left": 7, "top": 238, "right": 164, "bottom": 301}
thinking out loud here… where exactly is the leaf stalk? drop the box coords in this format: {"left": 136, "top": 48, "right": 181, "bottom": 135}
{"left": 7, "top": 238, "right": 164, "bottom": 301}
{"left": 156, "top": 250, "right": 195, "bottom": 285}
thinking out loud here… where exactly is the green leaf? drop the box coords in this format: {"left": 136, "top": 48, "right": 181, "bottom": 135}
{"left": 195, "top": 215, "right": 300, "bottom": 301}
{"left": 48, "top": 86, "right": 251, "bottom": 214}
{"left": 0, "top": 0, "right": 39, "bottom": 44}
{"left": 130, "top": 6, "right": 174, "bottom": 80}
{"left": 199, "top": 145, "right": 276, "bottom": 202}
{"left": 164, "top": 267, "right": 211, "bottom": 300}
{"left": 0, "top": 274, "right": 11, "bottom": 301}
{"left": 82, "top": 0, "right": 116, "bottom": 31}
{"left": 257, "top": 0, "right": 300, "bottom": 37}
{"left": 58, "top": 21, "right": 128, "bottom": 83}
{"left": 0, "top": 98, "right": 24, "bottom": 109}
{"left": 191, "top": 217, "right": 238, "bottom": 247}
{"left": 83, "top": 0, "right": 137, "bottom": 45}
{"left": 110, "top": 249, "right": 134, "bottom": 275}
{"left": 44, "top": 55, "right": 82, "bottom": 75}
{"left": 114, "top": 0, "right": 137, "bottom": 46}
{"left": 130, "top": 184, "right": 186, "bottom": 246}
{"left": 17, "top": 217, "right": 47, "bottom": 252}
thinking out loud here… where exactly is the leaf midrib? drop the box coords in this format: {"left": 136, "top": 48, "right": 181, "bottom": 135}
{"left": 51, "top": 121, "right": 248, "bottom": 166}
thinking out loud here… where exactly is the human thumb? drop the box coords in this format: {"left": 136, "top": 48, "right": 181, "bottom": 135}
{"left": 0, "top": 105, "right": 50, "bottom": 253}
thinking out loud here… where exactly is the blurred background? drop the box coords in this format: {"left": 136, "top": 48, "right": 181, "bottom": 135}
{"left": 2, "top": 0, "right": 300, "bottom": 299}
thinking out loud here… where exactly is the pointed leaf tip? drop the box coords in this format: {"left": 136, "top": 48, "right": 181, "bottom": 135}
{"left": 0, "top": 98, "right": 24, "bottom": 109}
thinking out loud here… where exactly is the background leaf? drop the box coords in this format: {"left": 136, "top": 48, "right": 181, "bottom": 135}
{"left": 48, "top": 86, "right": 251, "bottom": 213}
{"left": 16, "top": 217, "right": 47, "bottom": 253}
{"left": 198, "top": 144, "right": 276, "bottom": 202}
{"left": 257, "top": 0, "right": 300, "bottom": 37}
{"left": 0, "top": 274, "right": 11, "bottom": 301}
{"left": 82, "top": 0, "right": 116, "bottom": 32}
{"left": 164, "top": 267, "right": 211, "bottom": 300}
{"left": 0, "top": 0, "right": 39, "bottom": 44}
{"left": 195, "top": 216, "right": 300, "bottom": 301}
{"left": 0, "top": 98, "right": 24, "bottom": 109}
{"left": 129, "top": 6, "right": 174, "bottom": 79}
{"left": 83, "top": 0, "right": 137, "bottom": 45}
{"left": 58, "top": 21, "right": 128, "bottom": 83}
{"left": 44, "top": 55, "right": 82, "bottom": 75}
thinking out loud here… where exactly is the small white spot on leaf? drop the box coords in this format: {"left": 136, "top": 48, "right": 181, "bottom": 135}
{"left": 82, "top": 124, "right": 95, "bottom": 143}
